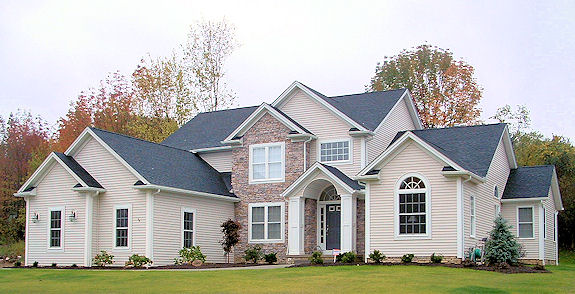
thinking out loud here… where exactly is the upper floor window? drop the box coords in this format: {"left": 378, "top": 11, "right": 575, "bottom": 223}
{"left": 249, "top": 142, "right": 285, "bottom": 183}
{"left": 249, "top": 202, "right": 284, "bottom": 243}
{"left": 494, "top": 186, "right": 499, "bottom": 199}
{"left": 396, "top": 175, "right": 430, "bottom": 237}
{"left": 319, "top": 139, "right": 350, "bottom": 163}
{"left": 518, "top": 207, "right": 534, "bottom": 238}
{"left": 49, "top": 208, "right": 63, "bottom": 248}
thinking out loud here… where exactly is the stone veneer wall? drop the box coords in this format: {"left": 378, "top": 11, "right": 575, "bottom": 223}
{"left": 356, "top": 199, "right": 365, "bottom": 256}
{"left": 232, "top": 113, "right": 310, "bottom": 262}
{"left": 304, "top": 199, "right": 318, "bottom": 254}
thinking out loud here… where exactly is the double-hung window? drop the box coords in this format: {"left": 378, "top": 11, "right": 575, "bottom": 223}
{"left": 470, "top": 196, "right": 476, "bottom": 237}
{"left": 250, "top": 143, "right": 284, "bottom": 183}
{"left": 518, "top": 207, "right": 534, "bottom": 238}
{"left": 182, "top": 209, "right": 195, "bottom": 248}
{"left": 49, "top": 208, "right": 63, "bottom": 248}
{"left": 115, "top": 206, "right": 130, "bottom": 248}
{"left": 249, "top": 203, "right": 284, "bottom": 242}
{"left": 319, "top": 139, "right": 350, "bottom": 163}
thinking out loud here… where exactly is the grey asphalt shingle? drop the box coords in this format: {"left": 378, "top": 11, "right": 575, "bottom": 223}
{"left": 389, "top": 123, "right": 507, "bottom": 178}
{"left": 162, "top": 106, "right": 258, "bottom": 150}
{"left": 502, "top": 166, "right": 554, "bottom": 199}
{"left": 300, "top": 83, "right": 408, "bottom": 131}
{"left": 54, "top": 152, "right": 104, "bottom": 189}
{"left": 90, "top": 128, "right": 235, "bottom": 197}
{"left": 320, "top": 163, "right": 364, "bottom": 191}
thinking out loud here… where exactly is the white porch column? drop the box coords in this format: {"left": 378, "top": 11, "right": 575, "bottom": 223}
{"left": 341, "top": 194, "right": 354, "bottom": 253}
{"left": 288, "top": 196, "right": 305, "bottom": 255}
{"left": 84, "top": 192, "right": 95, "bottom": 267}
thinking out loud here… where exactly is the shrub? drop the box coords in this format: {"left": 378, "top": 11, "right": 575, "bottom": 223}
{"left": 401, "top": 254, "right": 414, "bottom": 263}
{"left": 93, "top": 250, "right": 114, "bottom": 267}
{"left": 264, "top": 252, "right": 278, "bottom": 264}
{"left": 220, "top": 219, "right": 241, "bottom": 263}
{"left": 243, "top": 245, "right": 263, "bottom": 264}
{"left": 125, "top": 254, "right": 152, "bottom": 268}
{"left": 534, "top": 264, "right": 546, "bottom": 271}
{"left": 32, "top": 261, "right": 38, "bottom": 268}
{"left": 369, "top": 250, "right": 385, "bottom": 263}
{"left": 484, "top": 216, "right": 521, "bottom": 266}
{"left": 174, "top": 246, "right": 206, "bottom": 265}
{"left": 51, "top": 263, "right": 57, "bottom": 267}
{"left": 14, "top": 261, "right": 21, "bottom": 267}
{"left": 340, "top": 252, "right": 357, "bottom": 263}
{"left": 309, "top": 251, "right": 324, "bottom": 264}
{"left": 430, "top": 253, "right": 443, "bottom": 263}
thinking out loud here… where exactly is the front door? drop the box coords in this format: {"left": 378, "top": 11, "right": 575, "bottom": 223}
{"left": 325, "top": 204, "right": 341, "bottom": 250}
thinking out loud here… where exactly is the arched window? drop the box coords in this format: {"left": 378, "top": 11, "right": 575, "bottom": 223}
{"left": 319, "top": 185, "right": 340, "bottom": 201}
{"left": 396, "top": 175, "right": 429, "bottom": 236}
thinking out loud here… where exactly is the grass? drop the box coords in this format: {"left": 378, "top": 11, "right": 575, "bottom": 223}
{"left": 1, "top": 251, "right": 574, "bottom": 293}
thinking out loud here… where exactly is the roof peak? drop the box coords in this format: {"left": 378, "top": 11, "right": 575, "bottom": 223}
{"left": 411, "top": 123, "right": 506, "bottom": 132}
{"left": 89, "top": 127, "right": 192, "bottom": 153}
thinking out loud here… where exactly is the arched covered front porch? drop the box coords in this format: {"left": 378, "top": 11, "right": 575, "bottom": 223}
{"left": 281, "top": 163, "right": 365, "bottom": 256}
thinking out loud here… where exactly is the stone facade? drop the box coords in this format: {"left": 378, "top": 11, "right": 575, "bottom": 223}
{"left": 304, "top": 198, "right": 318, "bottom": 254}
{"left": 232, "top": 113, "right": 310, "bottom": 262}
{"left": 356, "top": 199, "right": 365, "bottom": 256}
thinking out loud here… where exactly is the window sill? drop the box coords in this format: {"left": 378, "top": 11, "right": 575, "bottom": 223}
{"left": 249, "top": 179, "right": 285, "bottom": 185}
{"left": 319, "top": 160, "right": 352, "bottom": 166}
{"left": 517, "top": 237, "right": 535, "bottom": 240}
{"left": 394, "top": 234, "right": 431, "bottom": 240}
{"left": 113, "top": 247, "right": 131, "bottom": 251}
{"left": 248, "top": 239, "right": 284, "bottom": 244}
{"left": 47, "top": 247, "right": 64, "bottom": 252}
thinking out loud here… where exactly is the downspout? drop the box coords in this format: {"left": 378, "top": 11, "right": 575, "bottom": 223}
{"left": 460, "top": 175, "right": 472, "bottom": 260}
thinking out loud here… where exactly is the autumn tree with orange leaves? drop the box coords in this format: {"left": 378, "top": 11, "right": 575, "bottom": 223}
{"left": 369, "top": 44, "right": 482, "bottom": 128}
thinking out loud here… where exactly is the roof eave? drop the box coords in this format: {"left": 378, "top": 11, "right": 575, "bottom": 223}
{"left": 501, "top": 197, "right": 548, "bottom": 203}
{"left": 441, "top": 171, "right": 486, "bottom": 183}
{"left": 133, "top": 184, "right": 239, "bottom": 202}
{"left": 71, "top": 187, "right": 107, "bottom": 193}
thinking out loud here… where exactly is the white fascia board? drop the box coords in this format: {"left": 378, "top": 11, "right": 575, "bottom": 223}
{"left": 190, "top": 146, "right": 233, "bottom": 153}
{"left": 66, "top": 127, "right": 149, "bottom": 184}
{"left": 16, "top": 152, "right": 90, "bottom": 194}
{"left": 271, "top": 81, "right": 369, "bottom": 132}
{"left": 352, "top": 174, "right": 380, "bottom": 181}
{"left": 501, "top": 197, "right": 547, "bottom": 203}
{"left": 133, "top": 184, "right": 240, "bottom": 202}
{"left": 441, "top": 171, "right": 486, "bottom": 183}
{"left": 358, "top": 131, "right": 467, "bottom": 177}
{"left": 404, "top": 90, "right": 424, "bottom": 130}
{"left": 281, "top": 162, "right": 357, "bottom": 198}
{"left": 502, "top": 126, "right": 518, "bottom": 169}
{"left": 551, "top": 169, "right": 564, "bottom": 210}
{"left": 13, "top": 189, "right": 36, "bottom": 197}
{"left": 222, "top": 103, "right": 308, "bottom": 143}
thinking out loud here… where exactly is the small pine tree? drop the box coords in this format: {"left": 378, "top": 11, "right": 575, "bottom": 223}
{"left": 484, "top": 216, "right": 521, "bottom": 266}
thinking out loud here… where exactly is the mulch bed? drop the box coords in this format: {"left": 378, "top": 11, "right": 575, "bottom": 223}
{"left": 289, "top": 262, "right": 550, "bottom": 274}
{"left": 8, "top": 263, "right": 270, "bottom": 270}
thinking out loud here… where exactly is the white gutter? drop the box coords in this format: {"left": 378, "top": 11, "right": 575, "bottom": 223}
{"left": 133, "top": 184, "right": 240, "bottom": 202}
{"left": 441, "top": 171, "right": 486, "bottom": 183}
{"left": 72, "top": 187, "right": 107, "bottom": 193}
{"left": 191, "top": 146, "right": 233, "bottom": 153}
{"left": 501, "top": 197, "right": 547, "bottom": 203}
{"left": 302, "top": 137, "right": 314, "bottom": 171}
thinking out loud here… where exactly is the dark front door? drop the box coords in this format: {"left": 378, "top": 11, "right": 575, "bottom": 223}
{"left": 326, "top": 204, "right": 341, "bottom": 250}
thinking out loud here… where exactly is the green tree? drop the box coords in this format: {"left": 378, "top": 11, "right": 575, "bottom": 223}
{"left": 484, "top": 216, "right": 522, "bottom": 266}
{"left": 368, "top": 44, "right": 482, "bottom": 128}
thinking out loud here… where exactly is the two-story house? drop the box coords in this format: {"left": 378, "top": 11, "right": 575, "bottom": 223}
{"left": 15, "top": 82, "right": 563, "bottom": 266}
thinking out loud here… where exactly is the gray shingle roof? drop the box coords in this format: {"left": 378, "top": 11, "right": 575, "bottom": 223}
{"left": 54, "top": 152, "right": 104, "bottom": 189}
{"left": 502, "top": 166, "right": 554, "bottom": 199}
{"left": 90, "top": 128, "right": 235, "bottom": 197}
{"left": 389, "top": 123, "right": 507, "bottom": 177}
{"left": 320, "top": 163, "right": 364, "bottom": 190}
{"left": 300, "top": 83, "right": 408, "bottom": 131}
{"left": 162, "top": 106, "right": 258, "bottom": 150}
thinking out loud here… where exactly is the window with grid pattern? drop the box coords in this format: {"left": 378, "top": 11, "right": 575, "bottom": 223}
{"left": 398, "top": 176, "right": 428, "bottom": 235}
{"left": 115, "top": 208, "right": 129, "bottom": 247}
{"left": 50, "top": 210, "right": 62, "bottom": 248}
{"left": 183, "top": 211, "right": 194, "bottom": 248}
{"left": 320, "top": 140, "right": 350, "bottom": 162}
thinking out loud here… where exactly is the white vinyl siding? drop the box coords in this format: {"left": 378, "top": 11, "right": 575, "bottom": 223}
{"left": 543, "top": 189, "right": 558, "bottom": 263}
{"left": 501, "top": 202, "right": 540, "bottom": 259}
{"left": 369, "top": 142, "right": 458, "bottom": 257}
{"left": 73, "top": 137, "right": 147, "bottom": 265}
{"left": 464, "top": 137, "right": 510, "bottom": 250}
{"left": 367, "top": 97, "right": 416, "bottom": 163}
{"left": 27, "top": 164, "right": 85, "bottom": 266}
{"left": 277, "top": 89, "right": 361, "bottom": 176}
{"left": 152, "top": 193, "right": 234, "bottom": 265}
{"left": 199, "top": 151, "right": 233, "bottom": 172}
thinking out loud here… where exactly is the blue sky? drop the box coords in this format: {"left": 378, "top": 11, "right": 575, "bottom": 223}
{"left": 1, "top": 0, "right": 573, "bottom": 140}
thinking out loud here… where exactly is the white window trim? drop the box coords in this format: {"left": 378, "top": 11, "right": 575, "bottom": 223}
{"left": 47, "top": 206, "right": 65, "bottom": 251}
{"left": 494, "top": 185, "right": 500, "bottom": 199}
{"left": 394, "top": 173, "right": 432, "bottom": 240}
{"left": 113, "top": 204, "right": 132, "bottom": 250}
{"left": 181, "top": 207, "right": 197, "bottom": 248}
{"left": 517, "top": 205, "right": 535, "bottom": 240}
{"left": 249, "top": 142, "right": 285, "bottom": 184}
{"left": 470, "top": 195, "right": 476, "bottom": 238}
{"left": 317, "top": 138, "right": 353, "bottom": 165}
{"left": 248, "top": 202, "right": 285, "bottom": 243}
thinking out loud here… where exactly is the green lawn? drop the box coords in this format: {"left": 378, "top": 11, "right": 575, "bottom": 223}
{"left": 1, "top": 252, "right": 574, "bottom": 294}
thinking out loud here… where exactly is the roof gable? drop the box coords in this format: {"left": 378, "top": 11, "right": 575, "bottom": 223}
{"left": 87, "top": 128, "right": 235, "bottom": 197}
{"left": 282, "top": 162, "right": 364, "bottom": 198}
{"left": 503, "top": 166, "right": 554, "bottom": 200}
